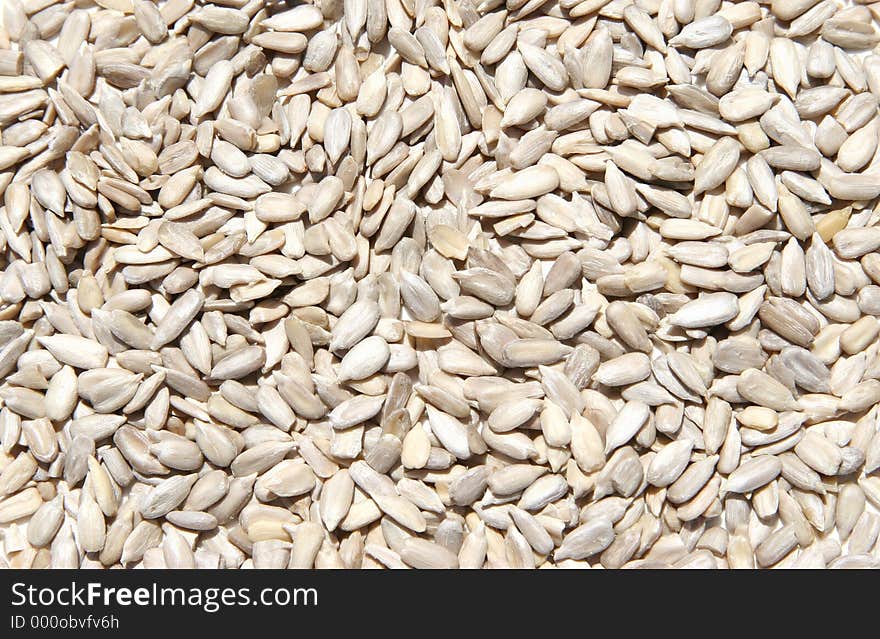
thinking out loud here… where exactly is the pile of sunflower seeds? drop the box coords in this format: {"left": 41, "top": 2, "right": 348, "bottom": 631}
{"left": 2, "top": 0, "right": 880, "bottom": 569}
